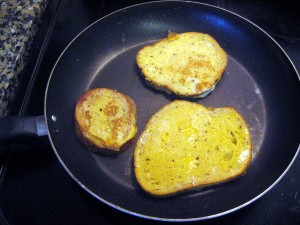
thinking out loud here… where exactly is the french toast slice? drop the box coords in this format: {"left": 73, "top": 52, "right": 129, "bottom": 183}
{"left": 134, "top": 100, "right": 252, "bottom": 196}
{"left": 75, "top": 88, "right": 137, "bottom": 154}
{"left": 136, "top": 32, "right": 228, "bottom": 97}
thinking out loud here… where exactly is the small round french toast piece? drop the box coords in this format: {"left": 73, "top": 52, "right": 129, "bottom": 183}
{"left": 134, "top": 100, "right": 252, "bottom": 196}
{"left": 75, "top": 88, "right": 137, "bottom": 154}
{"left": 136, "top": 32, "right": 228, "bottom": 98}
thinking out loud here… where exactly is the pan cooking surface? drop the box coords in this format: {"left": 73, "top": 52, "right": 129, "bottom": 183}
{"left": 90, "top": 43, "right": 266, "bottom": 194}
{"left": 45, "top": 1, "right": 300, "bottom": 221}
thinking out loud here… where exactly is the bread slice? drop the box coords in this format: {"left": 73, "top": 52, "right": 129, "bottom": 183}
{"left": 134, "top": 100, "right": 252, "bottom": 196}
{"left": 75, "top": 88, "right": 137, "bottom": 154}
{"left": 136, "top": 32, "right": 227, "bottom": 97}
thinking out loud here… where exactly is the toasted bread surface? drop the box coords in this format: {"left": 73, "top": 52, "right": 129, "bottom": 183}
{"left": 75, "top": 88, "right": 137, "bottom": 154}
{"left": 136, "top": 32, "right": 228, "bottom": 97}
{"left": 134, "top": 100, "right": 252, "bottom": 196}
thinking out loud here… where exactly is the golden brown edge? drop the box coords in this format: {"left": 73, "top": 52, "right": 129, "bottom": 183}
{"left": 136, "top": 32, "right": 228, "bottom": 98}
{"left": 133, "top": 101, "right": 253, "bottom": 197}
{"left": 74, "top": 88, "right": 137, "bottom": 155}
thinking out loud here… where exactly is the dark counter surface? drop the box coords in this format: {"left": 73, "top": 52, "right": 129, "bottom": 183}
{"left": 0, "top": 0, "right": 49, "bottom": 116}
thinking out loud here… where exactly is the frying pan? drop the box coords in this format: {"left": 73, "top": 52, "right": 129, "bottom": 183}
{"left": 1, "top": 1, "right": 300, "bottom": 221}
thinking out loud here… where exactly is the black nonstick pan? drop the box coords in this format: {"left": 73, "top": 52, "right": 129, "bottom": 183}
{"left": 1, "top": 1, "right": 300, "bottom": 221}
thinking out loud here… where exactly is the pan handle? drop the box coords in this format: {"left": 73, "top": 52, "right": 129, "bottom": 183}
{"left": 0, "top": 115, "right": 48, "bottom": 143}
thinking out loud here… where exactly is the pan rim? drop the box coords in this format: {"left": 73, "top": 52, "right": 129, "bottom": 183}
{"left": 44, "top": 0, "right": 300, "bottom": 221}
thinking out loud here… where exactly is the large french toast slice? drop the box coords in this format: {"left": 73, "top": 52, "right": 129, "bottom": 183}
{"left": 134, "top": 100, "right": 252, "bottom": 196}
{"left": 136, "top": 32, "right": 227, "bottom": 97}
{"left": 75, "top": 88, "right": 137, "bottom": 154}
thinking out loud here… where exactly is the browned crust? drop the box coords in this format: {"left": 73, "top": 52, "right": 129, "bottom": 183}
{"left": 134, "top": 100, "right": 252, "bottom": 197}
{"left": 141, "top": 72, "right": 222, "bottom": 98}
{"left": 136, "top": 170, "right": 250, "bottom": 198}
{"left": 136, "top": 32, "right": 228, "bottom": 98}
{"left": 74, "top": 88, "right": 137, "bottom": 155}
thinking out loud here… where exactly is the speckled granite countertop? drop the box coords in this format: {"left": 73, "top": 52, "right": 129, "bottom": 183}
{"left": 0, "top": 0, "right": 49, "bottom": 116}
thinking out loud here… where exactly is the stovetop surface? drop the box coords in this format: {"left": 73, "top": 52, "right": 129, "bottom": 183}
{"left": 0, "top": 1, "right": 299, "bottom": 224}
